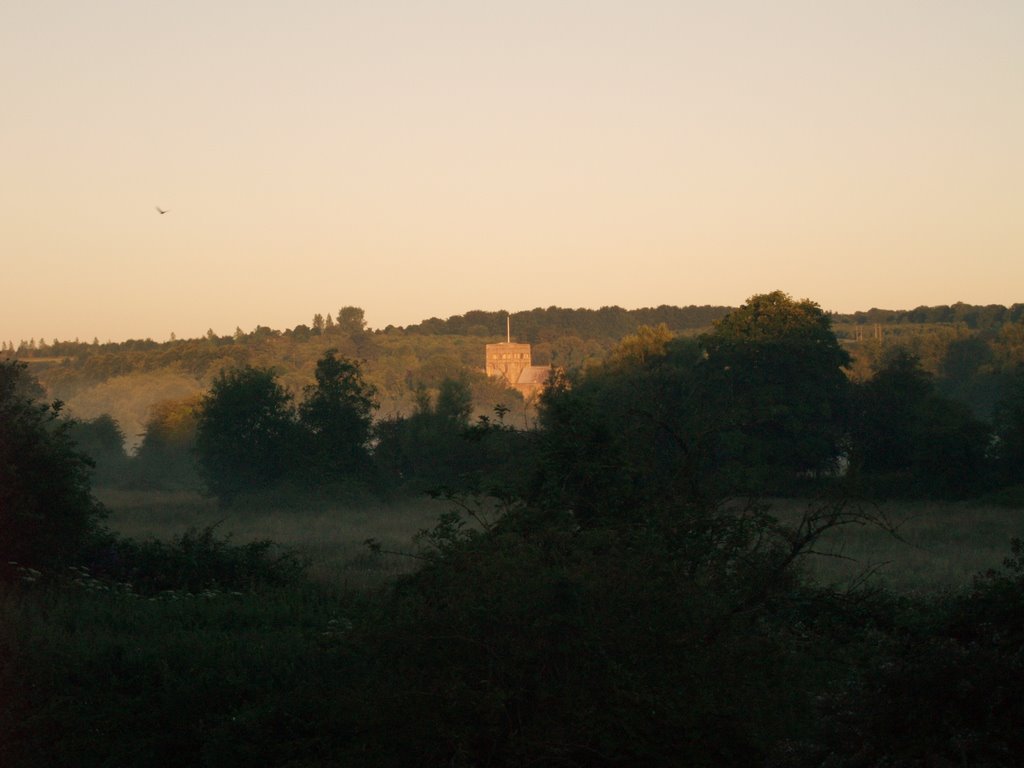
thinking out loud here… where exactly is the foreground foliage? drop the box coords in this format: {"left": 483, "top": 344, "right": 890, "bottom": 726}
{"left": 3, "top": 501, "right": 1023, "bottom": 767}
{"left": 341, "top": 499, "right": 839, "bottom": 766}
{"left": 0, "top": 360, "right": 106, "bottom": 568}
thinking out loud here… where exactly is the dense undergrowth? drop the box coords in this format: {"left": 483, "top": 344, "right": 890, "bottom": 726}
{"left": 2, "top": 503, "right": 1023, "bottom": 767}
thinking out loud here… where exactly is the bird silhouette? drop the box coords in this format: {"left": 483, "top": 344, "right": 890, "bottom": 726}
{"left": 155, "top": 206, "right": 169, "bottom": 215}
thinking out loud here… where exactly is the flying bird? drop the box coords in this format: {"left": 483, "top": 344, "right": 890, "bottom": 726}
{"left": 155, "top": 206, "right": 169, "bottom": 215}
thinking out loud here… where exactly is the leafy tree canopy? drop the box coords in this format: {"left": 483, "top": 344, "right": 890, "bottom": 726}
{"left": 298, "top": 350, "right": 378, "bottom": 479}
{"left": 700, "top": 291, "right": 851, "bottom": 488}
{"left": 194, "top": 366, "right": 297, "bottom": 501}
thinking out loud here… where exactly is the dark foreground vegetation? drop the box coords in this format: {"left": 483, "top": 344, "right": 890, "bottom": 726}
{"left": 3, "top": 292, "right": 1024, "bottom": 766}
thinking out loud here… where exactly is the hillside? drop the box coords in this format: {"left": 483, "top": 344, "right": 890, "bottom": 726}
{"left": 5, "top": 300, "right": 1024, "bottom": 448}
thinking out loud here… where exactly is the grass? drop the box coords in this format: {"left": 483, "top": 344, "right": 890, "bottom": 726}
{"left": 94, "top": 487, "right": 450, "bottom": 591}
{"left": 771, "top": 497, "right": 1024, "bottom": 593}
{"left": 94, "top": 489, "right": 1024, "bottom": 595}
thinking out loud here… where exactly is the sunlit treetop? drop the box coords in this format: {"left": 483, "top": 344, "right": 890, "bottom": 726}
{"left": 706, "top": 290, "right": 850, "bottom": 365}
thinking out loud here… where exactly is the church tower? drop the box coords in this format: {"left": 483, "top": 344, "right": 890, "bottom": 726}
{"left": 485, "top": 315, "right": 531, "bottom": 386}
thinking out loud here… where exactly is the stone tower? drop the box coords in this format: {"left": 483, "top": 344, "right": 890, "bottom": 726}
{"left": 485, "top": 341, "right": 533, "bottom": 388}
{"left": 484, "top": 315, "right": 550, "bottom": 396}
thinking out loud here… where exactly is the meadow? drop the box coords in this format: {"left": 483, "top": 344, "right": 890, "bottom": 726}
{"left": 95, "top": 488, "right": 1024, "bottom": 595}
{"left": 95, "top": 488, "right": 453, "bottom": 591}
{"left": 770, "top": 496, "right": 1024, "bottom": 593}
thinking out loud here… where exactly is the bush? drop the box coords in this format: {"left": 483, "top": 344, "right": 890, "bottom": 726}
{"left": 81, "top": 525, "right": 308, "bottom": 595}
{"left": 802, "top": 539, "right": 1024, "bottom": 767}
{"left": 0, "top": 360, "right": 106, "bottom": 569}
{"left": 333, "top": 498, "right": 861, "bottom": 766}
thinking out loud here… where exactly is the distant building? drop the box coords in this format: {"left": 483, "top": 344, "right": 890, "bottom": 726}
{"left": 485, "top": 319, "right": 550, "bottom": 397}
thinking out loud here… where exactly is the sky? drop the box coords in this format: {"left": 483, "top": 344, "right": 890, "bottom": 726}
{"left": 2, "top": 1, "right": 1022, "bottom": 344}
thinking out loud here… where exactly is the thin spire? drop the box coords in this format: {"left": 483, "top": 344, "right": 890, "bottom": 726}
{"left": 507, "top": 314, "right": 511, "bottom": 344}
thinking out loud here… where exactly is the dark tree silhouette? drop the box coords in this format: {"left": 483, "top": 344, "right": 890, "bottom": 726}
{"left": 298, "top": 350, "right": 378, "bottom": 480}
{"left": 0, "top": 360, "right": 106, "bottom": 567}
{"left": 700, "top": 291, "right": 852, "bottom": 491}
{"left": 194, "top": 366, "right": 297, "bottom": 502}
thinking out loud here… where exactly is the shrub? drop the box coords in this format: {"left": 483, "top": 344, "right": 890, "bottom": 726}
{"left": 803, "top": 539, "right": 1024, "bottom": 767}
{"left": 334, "top": 498, "right": 862, "bottom": 766}
{"left": 81, "top": 525, "right": 308, "bottom": 595}
{"left": 0, "top": 360, "right": 106, "bottom": 569}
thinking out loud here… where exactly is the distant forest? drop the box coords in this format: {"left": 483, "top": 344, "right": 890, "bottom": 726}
{"left": 4, "top": 301, "right": 1024, "bottom": 456}
{"left": 2, "top": 305, "right": 734, "bottom": 447}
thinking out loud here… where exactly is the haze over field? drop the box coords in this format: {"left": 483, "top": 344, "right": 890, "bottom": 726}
{"left": 2, "top": 1, "right": 1022, "bottom": 344}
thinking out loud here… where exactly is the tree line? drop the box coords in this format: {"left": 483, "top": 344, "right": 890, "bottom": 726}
{"left": 10, "top": 291, "right": 1024, "bottom": 522}
{"left": 12, "top": 300, "right": 1024, "bottom": 439}
{"left": 835, "top": 301, "right": 1024, "bottom": 329}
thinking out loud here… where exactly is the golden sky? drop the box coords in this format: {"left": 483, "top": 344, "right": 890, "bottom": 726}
{"left": 2, "top": 1, "right": 1022, "bottom": 343}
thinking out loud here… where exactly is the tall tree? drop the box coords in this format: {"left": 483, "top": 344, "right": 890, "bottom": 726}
{"left": 133, "top": 395, "right": 202, "bottom": 489}
{"left": 336, "top": 306, "right": 367, "bottom": 336}
{"left": 700, "top": 291, "right": 852, "bottom": 491}
{"left": 194, "top": 366, "right": 297, "bottom": 502}
{"left": 849, "top": 348, "right": 933, "bottom": 477}
{"left": 373, "top": 377, "right": 499, "bottom": 492}
{"left": 849, "top": 348, "right": 992, "bottom": 498}
{"left": 535, "top": 336, "right": 715, "bottom": 522}
{"left": 298, "top": 350, "right": 378, "bottom": 479}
